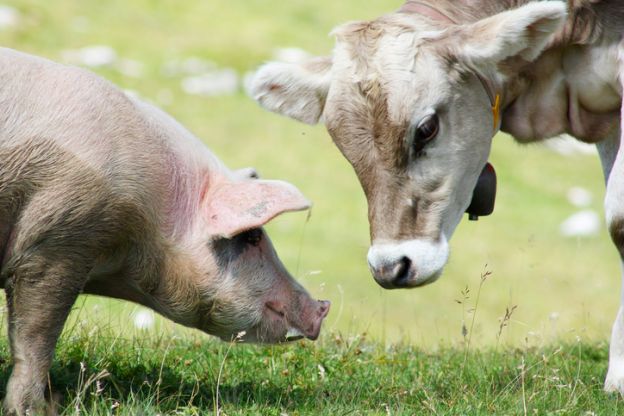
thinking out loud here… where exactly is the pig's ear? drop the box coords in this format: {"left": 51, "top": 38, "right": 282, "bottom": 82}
{"left": 205, "top": 179, "right": 311, "bottom": 239}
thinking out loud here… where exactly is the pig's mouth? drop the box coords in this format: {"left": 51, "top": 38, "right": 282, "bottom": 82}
{"left": 284, "top": 328, "right": 305, "bottom": 342}
{"left": 209, "top": 299, "right": 329, "bottom": 344}
{"left": 265, "top": 302, "right": 305, "bottom": 342}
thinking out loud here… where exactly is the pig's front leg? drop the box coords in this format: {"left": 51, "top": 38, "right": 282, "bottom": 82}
{"left": 3, "top": 254, "right": 86, "bottom": 415}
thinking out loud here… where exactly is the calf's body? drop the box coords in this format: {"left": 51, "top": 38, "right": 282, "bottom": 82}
{"left": 0, "top": 48, "right": 329, "bottom": 414}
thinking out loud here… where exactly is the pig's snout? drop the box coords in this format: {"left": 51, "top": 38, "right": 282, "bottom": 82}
{"left": 305, "top": 300, "right": 330, "bottom": 340}
{"left": 266, "top": 298, "right": 330, "bottom": 342}
{"left": 318, "top": 300, "right": 331, "bottom": 318}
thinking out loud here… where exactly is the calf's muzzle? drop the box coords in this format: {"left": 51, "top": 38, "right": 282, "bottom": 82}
{"left": 367, "top": 238, "right": 449, "bottom": 289}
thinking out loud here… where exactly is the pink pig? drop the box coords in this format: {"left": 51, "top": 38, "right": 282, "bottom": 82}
{"left": 0, "top": 48, "right": 329, "bottom": 414}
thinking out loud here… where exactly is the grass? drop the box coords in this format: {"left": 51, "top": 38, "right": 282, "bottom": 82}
{"left": 0, "top": 323, "right": 621, "bottom": 415}
{"left": 0, "top": 0, "right": 623, "bottom": 413}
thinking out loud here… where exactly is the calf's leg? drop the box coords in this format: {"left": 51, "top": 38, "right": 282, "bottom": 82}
{"left": 605, "top": 298, "right": 624, "bottom": 393}
{"left": 603, "top": 142, "right": 624, "bottom": 394}
{"left": 599, "top": 45, "right": 624, "bottom": 394}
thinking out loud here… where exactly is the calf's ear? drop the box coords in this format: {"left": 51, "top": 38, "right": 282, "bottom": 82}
{"left": 248, "top": 56, "right": 332, "bottom": 125}
{"left": 442, "top": 2, "right": 567, "bottom": 69}
{"left": 204, "top": 179, "right": 311, "bottom": 239}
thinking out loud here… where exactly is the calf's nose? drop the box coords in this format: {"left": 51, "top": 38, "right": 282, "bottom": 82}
{"left": 367, "top": 238, "right": 449, "bottom": 288}
{"left": 368, "top": 256, "right": 413, "bottom": 289}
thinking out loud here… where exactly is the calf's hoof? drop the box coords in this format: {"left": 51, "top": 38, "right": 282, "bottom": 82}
{"left": 604, "top": 371, "right": 624, "bottom": 396}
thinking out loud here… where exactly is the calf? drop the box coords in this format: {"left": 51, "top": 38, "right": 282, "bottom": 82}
{"left": 250, "top": 0, "right": 624, "bottom": 395}
{"left": 0, "top": 47, "right": 330, "bottom": 414}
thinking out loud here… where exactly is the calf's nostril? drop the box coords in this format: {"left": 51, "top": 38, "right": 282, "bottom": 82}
{"left": 392, "top": 256, "right": 412, "bottom": 286}
{"left": 369, "top": 256, "right": 413, "bottom": 288}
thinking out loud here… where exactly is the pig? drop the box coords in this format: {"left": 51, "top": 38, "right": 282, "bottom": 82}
{"left": 0, "top": 47, "right": 330, "bottom": 415}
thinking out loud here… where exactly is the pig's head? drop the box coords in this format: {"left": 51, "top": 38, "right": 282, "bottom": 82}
{"left": 190, "top": 176, "right": 330, "bottom": 343}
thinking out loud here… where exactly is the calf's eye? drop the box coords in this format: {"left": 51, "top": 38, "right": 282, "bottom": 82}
{"left": 413, "top": 114, "right": 439, "bottom": 155}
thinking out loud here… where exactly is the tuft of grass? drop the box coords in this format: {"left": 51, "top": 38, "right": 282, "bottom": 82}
{"left": 0, "top": 326, "right": 620, "bottom": 415}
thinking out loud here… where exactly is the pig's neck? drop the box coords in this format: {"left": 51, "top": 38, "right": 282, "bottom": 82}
{"left": 135, "top": 149, "right": 224, "bottom": 328}
{"left": 162, "top": 146, "right": 237, "bottom": 247}
{"left": 85, "top": 222, "right": 206, "bottom": 329}
{"left": 128, "top": 93, "right": 227, "bottom": 242}
{"left": 143, "top": 247, "right": 204, "bottom": 327}
{"left": 161, "top": 147, "right": 209, "bottom": 241}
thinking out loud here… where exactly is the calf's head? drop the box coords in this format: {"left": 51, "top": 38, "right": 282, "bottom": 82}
{"left": 250, "top": 2, "right": 566, "bottom": 288}
{"left": 195, "top": 177, "right": 329, "bottom": 343}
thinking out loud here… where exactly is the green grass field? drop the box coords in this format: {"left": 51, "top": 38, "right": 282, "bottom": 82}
{"left": 0, "top": 324, "right": 622, "bottom": 415}
{"left": 1, "top": 0, "right": 623, "bottom": 413}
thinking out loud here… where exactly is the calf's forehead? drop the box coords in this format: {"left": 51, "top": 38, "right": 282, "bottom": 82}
{"left": 323, "top": 43, "right": 454, "bottom": 204}
{"left": 329, "top": 30, "right": 451, "bottom": 127}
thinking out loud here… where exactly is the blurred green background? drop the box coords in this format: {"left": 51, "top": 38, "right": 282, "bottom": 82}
{"left": 0, "top": 0, "right": 618, "bottom": 348}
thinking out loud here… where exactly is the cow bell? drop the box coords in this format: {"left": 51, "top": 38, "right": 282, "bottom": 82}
{"left": 466, "top": 162, "right": 496, "bottom": 221}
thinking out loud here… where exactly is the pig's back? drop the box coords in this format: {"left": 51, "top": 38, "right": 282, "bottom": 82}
{"left": 0, "top": 48, "right": 163, "bottom": 226}
{"left": 0, "top": 48, "right": 150, "bottom": 170}
{"left": 0, "top": 47, "right": 223, "bottom": 185}
{"left": 0, "top": 48, "right": 224, "bottom": 254}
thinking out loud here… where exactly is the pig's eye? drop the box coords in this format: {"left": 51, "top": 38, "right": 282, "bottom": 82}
{"left": 243, "top": 228, "right": 263, "bottom": 246}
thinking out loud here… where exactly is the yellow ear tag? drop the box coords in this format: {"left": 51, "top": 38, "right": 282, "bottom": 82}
{"left": 492, "top": 93, "right": 501, "bottom": 135}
